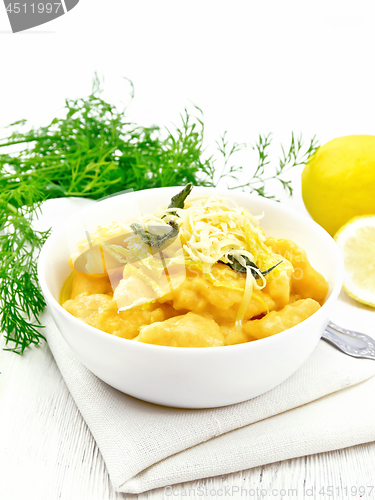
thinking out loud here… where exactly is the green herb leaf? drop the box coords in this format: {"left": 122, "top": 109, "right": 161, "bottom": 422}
{"left": 130, "top": 220, "right": 179, "bottom": 249}
{"left": 168, "top": 182, "right": 193, "bottom": 211}
{"left": 225, "top": 254, "right": 283, "bottom": 278}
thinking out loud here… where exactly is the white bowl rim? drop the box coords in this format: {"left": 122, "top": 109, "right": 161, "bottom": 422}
{"left": 37, "top": 187, "right": 344, "bottom": 355}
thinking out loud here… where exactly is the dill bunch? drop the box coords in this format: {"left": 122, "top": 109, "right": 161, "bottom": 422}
{"left": 0, "top": 77, "right": 318, "bottom": 354}
{"left": 0, "top": 206, "right": 50, "bottom": 353}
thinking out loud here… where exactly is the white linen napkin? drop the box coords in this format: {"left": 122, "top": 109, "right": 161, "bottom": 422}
{"left": 36, "top": 199, "right": 375, "bottom": 494}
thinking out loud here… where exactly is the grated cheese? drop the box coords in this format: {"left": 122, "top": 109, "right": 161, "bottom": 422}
{"left": 148, "top": 194, "right": 281, "bottom": 328}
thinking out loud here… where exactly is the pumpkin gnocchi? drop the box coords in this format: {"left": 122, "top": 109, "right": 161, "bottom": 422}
{"left": 61, "top": 188, "right": 328, "bottom": 347}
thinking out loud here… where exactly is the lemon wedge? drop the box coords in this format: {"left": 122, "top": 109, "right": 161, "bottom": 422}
{"left": 334, "top": 215, "right": 375, "bottom": 307}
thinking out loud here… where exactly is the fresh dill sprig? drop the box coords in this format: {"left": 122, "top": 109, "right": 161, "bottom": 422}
{"left": 0, "top": 206, "right": 50, "bottom": 354}
{"left": 0, "top": 77, "right": 318, "bottom": 354}
{"left": 211, "top": 131, "right": 245, "bottom": 186}
{"left": 224, "top": 132, "right": 318, "bottom": 199}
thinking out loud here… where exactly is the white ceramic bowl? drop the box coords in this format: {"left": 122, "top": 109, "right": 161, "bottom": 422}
{"left": 37, "top": 187, "right": 344, "bottom": 408}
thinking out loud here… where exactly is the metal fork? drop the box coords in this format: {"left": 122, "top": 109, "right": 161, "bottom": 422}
{"left": 322, "top": 322, "right": 375, "bottom": 360}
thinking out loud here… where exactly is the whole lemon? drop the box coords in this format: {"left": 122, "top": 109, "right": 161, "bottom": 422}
{"left": 302, "top": 135, "right": 375, "bottom": 236}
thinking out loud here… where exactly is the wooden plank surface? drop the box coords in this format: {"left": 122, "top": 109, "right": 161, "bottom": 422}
{"left": 2, "top": 335, "right": 375, "bottom": 500}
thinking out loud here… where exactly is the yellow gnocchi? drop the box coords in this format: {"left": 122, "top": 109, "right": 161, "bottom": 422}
{"left": 62, "top": 191, "right": 328, "bottom": 347}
